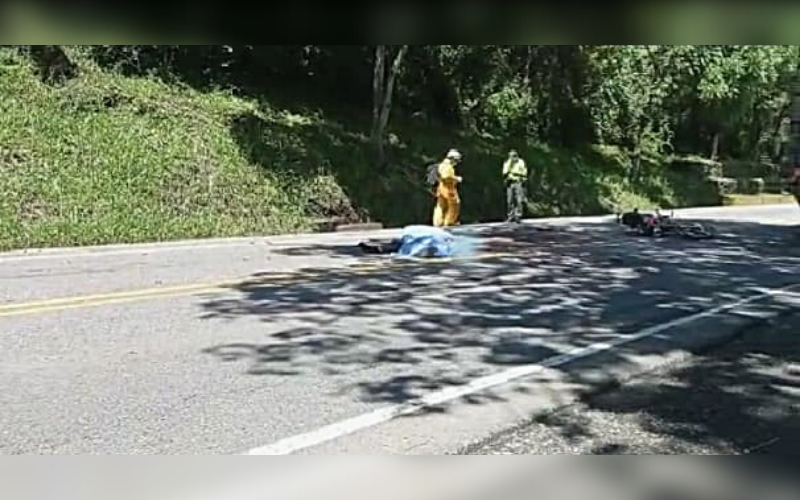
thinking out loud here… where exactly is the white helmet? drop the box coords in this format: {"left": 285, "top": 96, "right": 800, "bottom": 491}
{"left": 446, "top": 149, "right": 462, "bottom": 161}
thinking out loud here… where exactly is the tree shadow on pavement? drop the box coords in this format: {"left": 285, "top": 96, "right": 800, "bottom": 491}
{"left": 579, "top": 309, "right": 800, "bottom": 455}
{"left": 200, "top": 218, "right": 800, "bottom": 452}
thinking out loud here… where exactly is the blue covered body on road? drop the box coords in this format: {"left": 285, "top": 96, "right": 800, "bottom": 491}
{"left": 396, "top": 225, "right": 455, "bottom": 258}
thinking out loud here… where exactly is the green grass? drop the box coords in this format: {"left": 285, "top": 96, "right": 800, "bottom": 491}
{"left": 0, "top": 49, "right": 328, "bottom": 250}
{"left": 722, "top": 194, "right": 797, "bottom": 206}
{"left": 0, "top": 47, "right": 704, "bottom": 251}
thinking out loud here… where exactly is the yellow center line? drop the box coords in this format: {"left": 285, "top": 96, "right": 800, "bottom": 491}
{"left": 0, "top": 251, "right": 520, "bottom": 318}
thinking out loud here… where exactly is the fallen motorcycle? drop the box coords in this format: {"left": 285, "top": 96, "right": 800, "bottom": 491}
{"left": 618, "top": 209, "right": 715, "bottom": 240}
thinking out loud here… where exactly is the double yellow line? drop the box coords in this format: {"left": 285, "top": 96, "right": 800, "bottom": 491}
{"left": 0, "top": 251, "right": 518, "bottom": 318}
{"left": 0, "top": 282, "right": 230, "bottom": 318}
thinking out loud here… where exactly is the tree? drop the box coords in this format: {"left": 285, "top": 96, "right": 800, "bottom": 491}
{"left": 27, "top": 45, "right": 76, "bottom": 83}
{"left": 371, "top": 45, "right": 409, "bottom": 165}
{"left": 80, "top": 45, "right": 800, "bottom": 167}
{"left": 587, "top": 45, "right": 674, "bottom": 176}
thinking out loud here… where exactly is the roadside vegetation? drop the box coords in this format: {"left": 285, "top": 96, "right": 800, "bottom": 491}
{"left": 1, "top": 45, "right": 796, "bottom": 250}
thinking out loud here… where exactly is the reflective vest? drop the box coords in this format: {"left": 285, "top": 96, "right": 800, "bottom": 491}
{"left": 503, "top": 158, "right": 527, "bottom": 181}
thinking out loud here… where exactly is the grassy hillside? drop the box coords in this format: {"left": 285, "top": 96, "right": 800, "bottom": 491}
{"left": 0, "top": 47, "right": 707, "bottom": 251}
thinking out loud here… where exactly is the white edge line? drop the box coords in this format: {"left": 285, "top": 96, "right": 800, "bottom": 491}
{"left": 243, "top": 283, "right": 799, "bottom": 455}
{"left": 0, "top": 234, "right": 387, "bottom": 263}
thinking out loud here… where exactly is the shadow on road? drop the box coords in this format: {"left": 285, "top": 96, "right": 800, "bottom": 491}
{"left": 582, "top": 311, "right": 800, "bottom": 455}
{"left": 200, "top": 218, "right": 800, "bottom": 452}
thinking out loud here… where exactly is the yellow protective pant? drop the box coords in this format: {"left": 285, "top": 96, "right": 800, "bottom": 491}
{"left": 433, "top": 195, "right": 460, "bottom": 227}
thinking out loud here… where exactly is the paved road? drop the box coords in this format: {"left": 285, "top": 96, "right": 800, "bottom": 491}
{"left": 464, "top": 309, "right": 800, "bottom": 455}
{"left": 1, "top": 205, "right": 798, "bottom": 454}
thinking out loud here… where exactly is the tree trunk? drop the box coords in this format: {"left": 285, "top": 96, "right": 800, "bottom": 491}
{"left": 524, "top": 45, "right": 534, "bottom": 84}
{"left": 371, "top": 45, "right": 408, "bottom": 165}
{"left": 771, "top": 101, "right": 791, "bottom": 164}
{"left": 632, "top": 137, "right": 643, "bottom": 183}
{"left": 772, "top": 116, "right": 786, "bottom": 164}
{"left": 377, "top": 45, "right": 408, "bottom": 139}
{"left": 371, "top": 46, "right": 386, "bottom": 141}
{"left": 711, "top": 132, "right": 721, "bottom": 161}
{"left": 28, "top": 45, "right": 77, "bottom": 83}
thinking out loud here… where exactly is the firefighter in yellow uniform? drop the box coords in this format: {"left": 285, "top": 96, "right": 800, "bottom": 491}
{"left": 432, "top": 149, "right": 463, "bottom": 227}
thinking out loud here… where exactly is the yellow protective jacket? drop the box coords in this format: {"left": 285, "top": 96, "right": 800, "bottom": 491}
{"left": 437, "top": 159, "right": 460, "bottom": 199}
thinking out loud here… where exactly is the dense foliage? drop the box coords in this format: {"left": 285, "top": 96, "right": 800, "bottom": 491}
{"left": 88, "top": 45, "right": 800, "bottom": 164}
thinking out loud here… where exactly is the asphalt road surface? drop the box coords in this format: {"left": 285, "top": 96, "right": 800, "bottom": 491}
{"left": 1, "top": 204, "right": 799, "bottom": 454}
{"left": 463, "top": 309, "right": 800, "bottom": 455}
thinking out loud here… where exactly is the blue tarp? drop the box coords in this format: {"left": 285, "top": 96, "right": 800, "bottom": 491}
{"left": 395, "top": 225, "right": 455, "bottom": 258}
